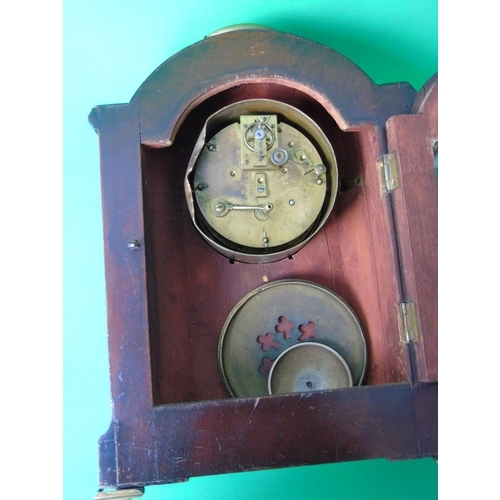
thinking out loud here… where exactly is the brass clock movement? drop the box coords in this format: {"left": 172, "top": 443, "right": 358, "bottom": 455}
{"left": 185, "top": 98, "right": 338, "bottom": 263}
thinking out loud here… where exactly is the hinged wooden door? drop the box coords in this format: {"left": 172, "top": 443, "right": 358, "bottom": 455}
{"left": 385, "top": 75, "right": 438, "bottom": 383}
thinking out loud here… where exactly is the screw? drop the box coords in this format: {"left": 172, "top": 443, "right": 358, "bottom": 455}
{"left": 255, "top": 128, "right": 266, "bottom": 140}
{"left": 128, "top": 239, "right": 140, "bottom": 249}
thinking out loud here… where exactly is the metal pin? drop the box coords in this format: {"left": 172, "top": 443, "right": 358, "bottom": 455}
{"left": 262, "top": 228, "right": 269, "bottom": 248}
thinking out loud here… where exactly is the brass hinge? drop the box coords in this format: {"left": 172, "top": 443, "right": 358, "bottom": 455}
{"left": 378, "top": 151, "right": 399, "bottom": 195}
{"left": 397, "top": 301, "right": 421, "bottom": 343}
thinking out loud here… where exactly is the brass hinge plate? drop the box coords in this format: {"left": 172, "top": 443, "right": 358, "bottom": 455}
{"left": 378, "top": 151, "right": 399, "bottom": 195}
{"left": 397, "top": 301, "right": 421, "bottom": 343}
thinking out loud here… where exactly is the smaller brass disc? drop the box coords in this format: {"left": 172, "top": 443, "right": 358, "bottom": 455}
{"left": 268, "top": 343, "right": 353, "bottom": 395}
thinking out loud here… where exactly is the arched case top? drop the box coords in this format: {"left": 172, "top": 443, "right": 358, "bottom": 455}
{"left": 91, "top": 29, "right": 416, "bottom": 144}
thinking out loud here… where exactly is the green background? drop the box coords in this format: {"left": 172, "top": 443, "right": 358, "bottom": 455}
{"left": 63, "top": 1, "right": 438, "bottom": 499}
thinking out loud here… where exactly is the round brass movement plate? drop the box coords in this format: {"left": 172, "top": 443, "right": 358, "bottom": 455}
{"left": 218, "top": 280, "right": 367, "bottom": 398}
{"left": 185, "top": 99, "right": 338, "bottom": 263}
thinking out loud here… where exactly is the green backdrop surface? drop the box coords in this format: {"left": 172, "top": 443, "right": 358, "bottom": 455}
{"left": 63, "top": 1, "right": 438, "bottom": 499}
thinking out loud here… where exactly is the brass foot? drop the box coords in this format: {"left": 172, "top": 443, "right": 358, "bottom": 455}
{"left": 94, "top": 488, "right": 144, "bottom": 500}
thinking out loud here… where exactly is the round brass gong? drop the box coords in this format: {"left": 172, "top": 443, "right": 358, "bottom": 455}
{"left": 268, "top": 343, "right": 353, "bottom": 395}
{"left": 184, "top": 99, "right": 338, "bottom": 263}
{"left": 218, "top": 280, "right": 367, "bottom": 398}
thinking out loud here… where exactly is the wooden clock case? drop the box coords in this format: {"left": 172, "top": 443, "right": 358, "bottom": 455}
{"left": 89, "top": 27, "right": 437, "bottom": 497}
